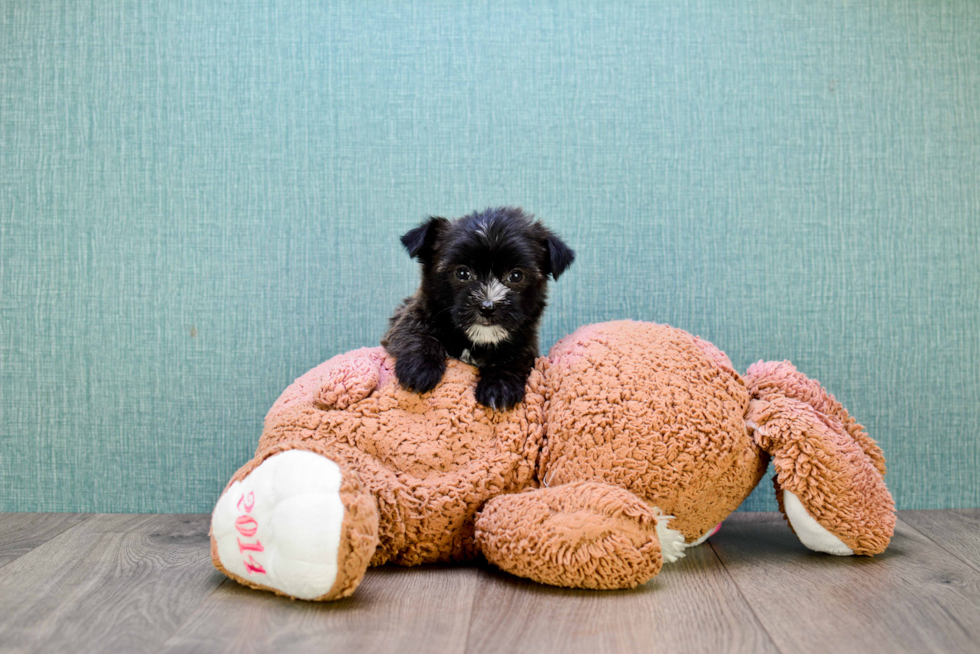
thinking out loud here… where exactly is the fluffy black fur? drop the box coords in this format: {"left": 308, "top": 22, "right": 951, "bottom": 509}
{"left": 382, "top": 207, "right": 575, "bottom": 410}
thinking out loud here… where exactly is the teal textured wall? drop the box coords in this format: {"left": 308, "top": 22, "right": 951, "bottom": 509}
{"left": 1, "top": 0, "right": 978, "bottom": 513}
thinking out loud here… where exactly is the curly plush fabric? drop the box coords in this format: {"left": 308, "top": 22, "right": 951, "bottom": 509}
{"left": 255, "top": 346, "right": 546, "bottom": 565}
{"left": 743, "top": 361, "right": 895, "bottom": 555}
{"left": 540, "top": 321, "right": 768, "bottom": 541}
{"left": 475, "top": 481, "right": 664, "bottom": 589}
{"left": 211, "top": 320, "right": 895, "bottom": 600}
{"left": 744, "top": 360, "right": 887, "bottom": 476}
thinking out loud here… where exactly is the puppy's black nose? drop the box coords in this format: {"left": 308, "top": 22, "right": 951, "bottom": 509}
{"left": 479, "top": 300, "right": 496, "bottom": 317}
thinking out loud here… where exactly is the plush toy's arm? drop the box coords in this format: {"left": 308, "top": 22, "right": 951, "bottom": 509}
{"left": 267, "top": 347, "right": 388, "bottom": 420}
{"left": 743, "top": 361, "right": 895, "bottom": 556}
{"left": 474, "top": 481, "right": 687, "bottom": 590}
{"left": 314, "top": 348, "right": 387, "bottom": 410}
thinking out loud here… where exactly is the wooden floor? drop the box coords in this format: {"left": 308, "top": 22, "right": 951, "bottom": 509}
{"left": 0, "top": 511, "right": 977, "bottom": 654}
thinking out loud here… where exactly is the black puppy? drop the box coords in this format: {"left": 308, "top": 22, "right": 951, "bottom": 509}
{"left": 382, "top": 207, "right": 575, "bottom": 410}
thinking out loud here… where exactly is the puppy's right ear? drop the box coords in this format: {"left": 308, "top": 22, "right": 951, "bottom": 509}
{"left": 400, "top": 217, "right": 449, "bottom": 260}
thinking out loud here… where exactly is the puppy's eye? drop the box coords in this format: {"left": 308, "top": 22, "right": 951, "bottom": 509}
{"left": 507, "top": 270, "right": 524, "bottom": 283}
{"left": 455, "top": 267, "right": 471, "bottom": 281}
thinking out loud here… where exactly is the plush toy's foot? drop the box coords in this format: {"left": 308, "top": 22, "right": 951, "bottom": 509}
{"left": 474, "top": 481, "right": 686, "bottom": 590}
{"left": 744, "top": 361, "right": 895, "bottom": 556}
{"left": 211, "top": 449, "right": 379, "bottom": 600}
{"left": 781, "top": 490, "right": 854, "bottom": 556}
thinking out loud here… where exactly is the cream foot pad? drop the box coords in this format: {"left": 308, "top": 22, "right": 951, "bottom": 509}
{"left": 783, "top": 490, "right": 854, "bottom": 556}
{"left": 212, "top": 450, "right": 346, "bottom": 599}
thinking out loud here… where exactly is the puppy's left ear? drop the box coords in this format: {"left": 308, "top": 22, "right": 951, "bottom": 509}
{"left": 401, "top": 216, "right": 449, "bottom": 261}
{"left": 541, "top": 229, "right": 575, "bottom": 281}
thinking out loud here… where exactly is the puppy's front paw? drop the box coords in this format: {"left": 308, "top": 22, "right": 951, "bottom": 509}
{"left": 476, "top": 374, "right": 526, "bottom": 411}
{"left": 394, "top": 354, "right": 447, "bottom": 393}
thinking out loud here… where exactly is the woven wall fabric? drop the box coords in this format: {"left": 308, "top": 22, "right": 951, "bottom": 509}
{"left": 1, "top": 1, "right": 977, "bottom": 512}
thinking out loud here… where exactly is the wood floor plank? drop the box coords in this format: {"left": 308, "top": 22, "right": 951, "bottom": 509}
{"left": 0, "top": 513, "right": 92, "bottom": 569}
{"left": 901, "top": 509, "right": 980, "bottom": 573}
{"left": 0, "top": 514, "right": 224, "bottom": 654}
{"left": 710, "top": 512, "right": 980, "bottom": 654}
{"left": 3, "top": 510, "right": 977, "bottom": 653}
{"left": 464, "top": 539, "right": 779, "bottom": 654}
{"left": 159, "top": 564, "right": 479, "bottom": 654}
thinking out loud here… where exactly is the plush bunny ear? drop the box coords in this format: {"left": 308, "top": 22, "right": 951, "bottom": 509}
{"left": 542, "top": 229, "right": 575, "bottom": 280}
{"left": 400, "top": 216, "right": 449, "bottom": 261}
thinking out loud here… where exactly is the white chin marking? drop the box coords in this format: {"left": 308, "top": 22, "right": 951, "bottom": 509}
{"left": 782, "top": 490, "right": 854, "bottom": 556}
{"left": 466, "top": 324, "right": 509, "bottom": 345}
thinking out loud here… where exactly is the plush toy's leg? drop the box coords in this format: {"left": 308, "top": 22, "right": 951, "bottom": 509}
{"left": 211, "top": 447, "right": 379, "bottom": 601}
{"left": 744, "top": 361, "right": 895, "bottom": 556}
{"left": 474, "top": 481, "right": 686, "bottom": 590}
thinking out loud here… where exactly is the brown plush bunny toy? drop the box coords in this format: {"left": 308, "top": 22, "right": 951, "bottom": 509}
{"left": 211, "top": 320, "right": 894, "bottom": 600}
